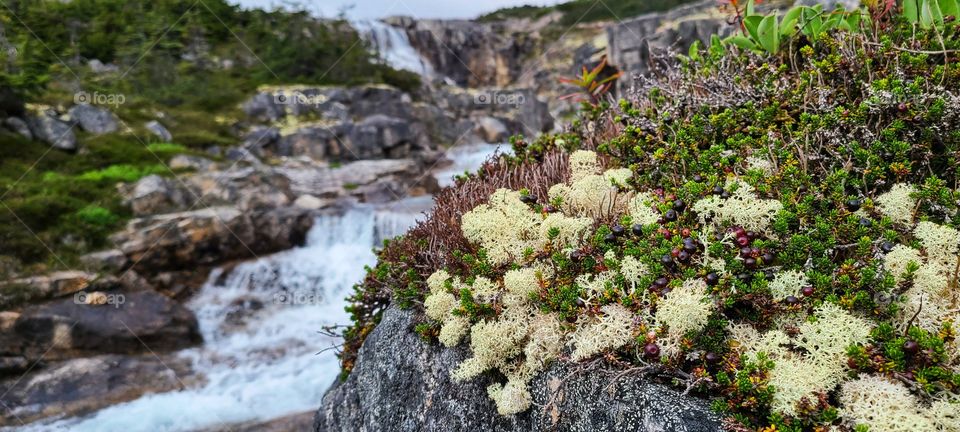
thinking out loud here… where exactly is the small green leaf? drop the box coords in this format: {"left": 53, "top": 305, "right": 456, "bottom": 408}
{"left": 904, "top": 0, "right": 920, "bottom": 23}
{"left": 744, "top": 15, "right": 764, "bottom": 43}
{"left": 920, "top": 0, "right": 941, "bottom": 28}
{"left": 941, "top": 0, "right": 960, "bottom": 18}
{"left": 758, "top": 15, "right": 780, "bottom": 54}
{"left": 930, "top": 0, "right": 945, "bottom": 27}
{"left": 781, "top": 6, "right": 803, "bottom": 36}
{"left": 800, "top": 6, "right": 824, "bottom": 38}
{"left": 824, "top": 11, "right": 844, "bottom": 31}
{"left": 845, "top": 8, "right": 864, "bottom": 31}
{"left": 709, "top": 34, "right": 725, "bottom": 56}
{"left": 747, "top": 0, "right": 757, "bottom": 16}
{"left": 724, "top": 35, "right": 759, "bottom": 52}
{"left": 688, "top": 40, "right": 701, "bottom": 61}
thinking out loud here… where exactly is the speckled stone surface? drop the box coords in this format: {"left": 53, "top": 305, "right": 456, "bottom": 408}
{"left": 314, "top": 306, "right": 723, "bottom": 432}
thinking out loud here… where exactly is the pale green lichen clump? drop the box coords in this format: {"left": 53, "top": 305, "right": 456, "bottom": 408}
{"left": 655, "top": 278, "right": 712, "bottom": 338}
{"left": 730, "top": 303, "right": 874, "bottom": 416}
{"left": 839, "top": 375, "right": 959, "bottom": 432}
{"left": 691, "top": 180, "right": 783, "bottom": 236}
{"left": 874, "top": 183, "right": 917, "bottom": 225}
{"left": 767, "top": 270, "right": 808, "bottom": 300}
{"left": 419, "top": 151, "right": 960, "bottom": 427}
{"left": 460, "top": 188, "right": 591, "bottom": 265}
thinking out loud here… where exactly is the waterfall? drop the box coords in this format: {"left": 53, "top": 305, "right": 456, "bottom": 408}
{"left": 20, "top": 144, "right": 507, "bottom": 432}
{"left": 351, "top": 19, "right": 435, "bottom": 77}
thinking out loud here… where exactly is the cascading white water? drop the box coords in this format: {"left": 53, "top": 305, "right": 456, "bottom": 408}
{"left": 351, "top": 19, "right": 435, "bottom": 77}
{"left": 21, "top": 144, "right": 505, "bottom": 432}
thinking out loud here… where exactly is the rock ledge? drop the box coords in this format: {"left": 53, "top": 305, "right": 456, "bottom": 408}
{"left": 314, "top": 306, "right": 722, "bottom": 432}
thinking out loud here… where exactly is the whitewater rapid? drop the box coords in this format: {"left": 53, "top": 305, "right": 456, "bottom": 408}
{"left": 17, "top": 143, "right": 502, "bottom": 432}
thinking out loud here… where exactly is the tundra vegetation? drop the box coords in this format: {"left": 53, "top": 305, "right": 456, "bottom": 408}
{"left": 342, "top": 1, "right": 960, "bottom": 430}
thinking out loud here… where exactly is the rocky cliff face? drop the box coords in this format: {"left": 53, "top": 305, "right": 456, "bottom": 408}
{"left": 607, "top": 1, "right": 732, "bottom": 87}
{"left": 314, "top": 306, "right": 722, "bottom": 432}
{"left": 385, "top": 17, "right": 538, "bottom": 88}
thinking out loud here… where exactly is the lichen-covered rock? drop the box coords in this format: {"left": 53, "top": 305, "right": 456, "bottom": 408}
{"left": 314, "top": 306, "right": 722, "bottom": 432}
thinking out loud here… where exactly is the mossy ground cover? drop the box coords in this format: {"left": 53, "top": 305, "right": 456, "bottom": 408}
{"left": 342, "top": 7, "right": 960, "bottom": 431}
{"left": 0, "top": 132, "right": 198, "bottom": 272}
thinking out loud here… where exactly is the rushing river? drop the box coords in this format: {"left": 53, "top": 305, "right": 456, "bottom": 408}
{"left": 15, "top": 144, "right": 502, "bottom": 431}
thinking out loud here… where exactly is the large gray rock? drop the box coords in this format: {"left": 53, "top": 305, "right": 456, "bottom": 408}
{"left": 125, "top": 174, "right": 192, "bottom": 216}
{"left": 0, "top": 354, "right": 192, "bottom": 426}
{"left": 3, "top": 117, "right": 32, "bottom": 140}
{"left": 315, "top": 306, "right": 723, "bottom": 432}
{"left": 386, "top": 18, "right": 536, "bottom": 87}
{"left": 110, "top": 205, "right": 315, "bottom": 273}
{"left": 350, "top": 114, "right": 427, "bottom": 159}
{"left": 11, "top": 290, "right": 200, "bottom": 359}
{"left": 79, "top": 249, "right": 128, "bottom": 272}
{"left": 0, "top": 271, "right": 97, "bottom": 309}
{"left": 242, "top": 91, "right": 285, "bottom": 122}
{"left": 67, "top": 104, "right": 119, "bottom": 134}
{"left": 276, "top": 115, "right": 429, "bottom": 161}
{"left": 426, "top": 87, "right": 554, "bottom": 139}
{"left": 27, "top": 111, "right": 77, "bottom": 151}
{"left": 280, "top": 158, "right": 440, "bottom": 202}
{"left": 243, "top": 126, "right": 280, "bottom": 155}
{"left": 475, "top": 116, "right": 509, "bottom": 143}
{"left": 607, "top": 1, "right": 734, "bottom": 91}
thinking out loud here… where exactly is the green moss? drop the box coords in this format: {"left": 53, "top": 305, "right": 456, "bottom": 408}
{"left": 0, "top": 132, "right": 205, "bottom": 267}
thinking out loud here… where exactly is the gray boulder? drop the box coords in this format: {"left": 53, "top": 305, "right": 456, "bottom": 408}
{"left": 145, "top": 120, "right": 173, "bottom": 142}
{"left": 12, "top": 290, "right": 200, "bottom": 359}
{"left": 242, "top": 91, "right": 286, "bottom": 122}
{"left": 314, "top": 306, "right": 723, "bottom": 432}
{"left": 68, "top": 104, "right": 119, "bottom": 134}
{"left": 349, "top": 114, "right": 425, "bottom": 159}
{"left": 110, "top": 206, "right": 315, "bottom": 273}
{"left": 124, "top": 174, "right": 192, "bottom": 216}
{"left": 79, "top": 249, "right": 128, "bottom": 272}
{"left": 276, "top": 115, "right": 428, "bottom": 161}
{"left": 27, "top": 111, "right": 77, "bottom": 151}
{"left": 0, "top": 271, "right": 97, "bottom": 310}
{"left": 3, "top": 117, "right": 32, "bottom": 140}
{"left": 243, "top": 126, "right": 280, "bottom": 154}
{"left": 0, "top": 354, "right": 191, "bottom": 426}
